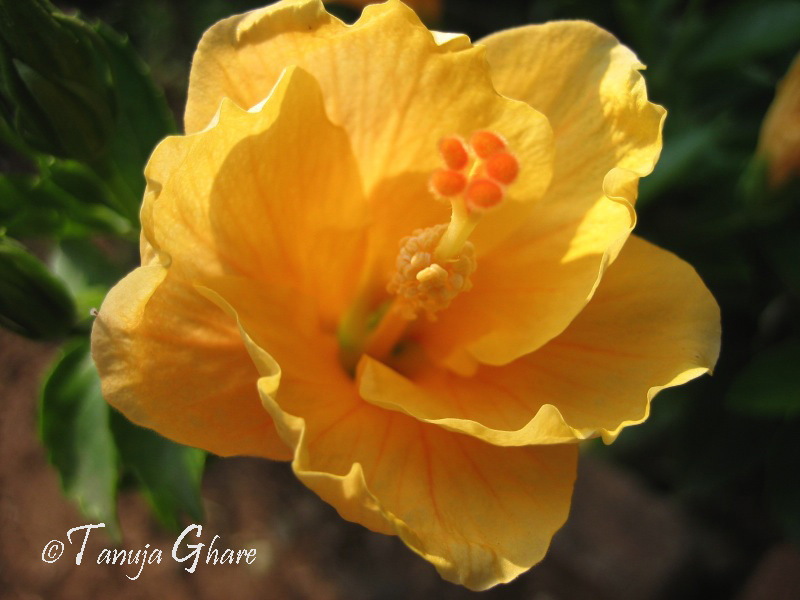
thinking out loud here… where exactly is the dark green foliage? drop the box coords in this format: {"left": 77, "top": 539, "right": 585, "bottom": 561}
{"left": 0, "top": 0, "right": 200, "bottom": 536}
{"left": 40, "top": 341, "right": 206, "bottom": 539}
{"left": 40, "top": 340, "right": 120, "bottom": 537}
{"left": 0, "top": 234, "right": 76, "bottom": 339}
{"left": 111, "top": 411, "right": 206, "bottom": 531}
{"left": 728, "top": 340, "right": 800, "bottom": 416}
{"left": 0, "top": 0, "right": 116, "bottom": 160}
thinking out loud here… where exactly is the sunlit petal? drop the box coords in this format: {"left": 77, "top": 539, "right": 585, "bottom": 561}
{"left": 360, "top": 236, "right": 720, "bottom": 445}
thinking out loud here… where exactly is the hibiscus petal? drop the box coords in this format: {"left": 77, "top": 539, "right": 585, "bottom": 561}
{"left": 90, "top": 265, "right": 291, "bottom": 459}
{"left": 359, "top": 236, "right": 721, "bottom": 446}
{"left": 143, "top": 65, "right": 367, "bottom": 327}
{"left": 419, "top": 176, "right": 636, "bottom": 370}
{"left": 184, "top": 0, "right": 554, "bottom": 204}
{"left": 202, "top": 277, "right": 577, "bottom": 590}
{"left": 278, "top": 407, "right": 578, "bottom": 591}
{"left": 418, "top": 21, "right": 666, "bottom": 368}
{"left": 480, "top": 20, "right": 665, "bottom": 199}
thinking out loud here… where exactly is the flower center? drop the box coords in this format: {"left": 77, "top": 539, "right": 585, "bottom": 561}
{"left": 387, "top": 223, "right": 476, "bottom": 321}
{"left": 338, "top": 131, "right": 519, "bottom": 370}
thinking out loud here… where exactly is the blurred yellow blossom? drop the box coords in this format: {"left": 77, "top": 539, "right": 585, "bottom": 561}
{"left": 91, "top": 0, "right": 720, "bottom": 589}
{"left": 759, "top": 51, "right": 800, "bottom": 188}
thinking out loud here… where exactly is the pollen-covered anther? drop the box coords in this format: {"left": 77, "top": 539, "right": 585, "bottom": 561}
{"left": 430, "top": 168, "right": 467, "bottom": 197}
{"left": 388, "top": 224, "right": 476, "bottom": 320}
{"left": 416, "top": 263, "right": 448, "bottom": 285}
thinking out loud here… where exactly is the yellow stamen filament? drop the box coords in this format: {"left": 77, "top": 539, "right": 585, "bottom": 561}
{"left": 434, "top": 194, "right": 478, "bottom": 262}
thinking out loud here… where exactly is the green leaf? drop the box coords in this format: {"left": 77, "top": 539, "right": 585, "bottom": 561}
{"left": 96, "top": 23, "right": 176, "bottom": 169}
{"left": 0, "top": 0, "right": 116, "bottom": 160}
{"left": 40, "top": 340, "right": 119, "bottom": 538}
{"left": 111, "top": 411, "right": 205, "bottom": 530}
{"left": 11, "top": 57, "right": 113, "bottom": 159}
{"left": 727, "top": 340, "right": 800, "bottom": 416}
{"left": 50, "top": 238, "right": 133, "bottom": 327}
{"left": 0, "top": 2, "right": 175, "bottom": 227}
{"left": 0, "top": 173, "right": 65, "bottom": 237}
{"left": 42, "top": 158, "right": 125, "bottom": 220}
{"left": 0, "top": 169, "right": 132, "bottom": 239}
{"left": 0, "top": 235, "right": 76, "bottom": 339}
{"left": 90, "top": 22, "right": 177, "bottom": 220}
{"left": 692, "top": 2, "right": 800, "bottom": 71}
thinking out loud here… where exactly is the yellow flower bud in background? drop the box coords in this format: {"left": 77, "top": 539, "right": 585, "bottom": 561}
{"left": 758, "top": 51, "right": 800, "bottom": 189}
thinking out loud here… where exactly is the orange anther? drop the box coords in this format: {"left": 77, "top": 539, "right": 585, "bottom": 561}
{"left": 430, "top": 169, "right": 467, "bottom": 197}
{"left": 465, "top": 177, "right": 504, "bottom": 211}
{"left": 486, "top": 151, "right": 519, "bottom": 185}
{"left": 470, "top": 131, "right": 506, "bottom": 159}
{"left": 438, "top": 136, "right": 469, "bottom": 170}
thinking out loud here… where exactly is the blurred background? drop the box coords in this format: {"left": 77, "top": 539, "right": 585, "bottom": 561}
{"left": 1, "top": 0, "right": 799, "bottom": 598}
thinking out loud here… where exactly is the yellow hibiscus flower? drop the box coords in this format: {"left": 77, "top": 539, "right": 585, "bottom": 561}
{"left": 91, "top": 0, "right": 721, "bottom": 590}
